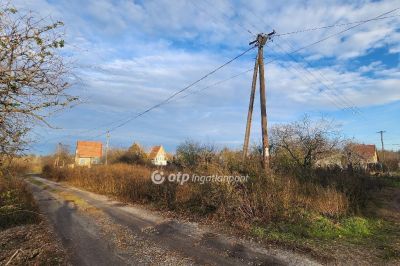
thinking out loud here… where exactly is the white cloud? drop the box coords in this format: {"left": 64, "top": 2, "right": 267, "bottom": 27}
{"left": 9, "top": 0, "right": 400, "bottom": 152}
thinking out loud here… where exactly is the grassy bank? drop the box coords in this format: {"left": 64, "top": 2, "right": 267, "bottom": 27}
{"left": 0, "top": 163, "right": 68, "bottom": 265}
{"left": 0, "top": 175, "right": 40, "bottom": 229}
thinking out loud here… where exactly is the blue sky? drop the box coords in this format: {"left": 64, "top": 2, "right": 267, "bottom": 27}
{"left": 14, "top": 0, "right": 400, "bottom": 154}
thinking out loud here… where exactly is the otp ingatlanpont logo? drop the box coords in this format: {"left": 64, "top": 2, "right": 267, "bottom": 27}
{"left": 151, "top": 170, "right": 165, "bottom": 184}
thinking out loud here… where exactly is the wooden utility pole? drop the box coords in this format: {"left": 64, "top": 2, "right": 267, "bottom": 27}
{"left": 377, "top": 130, "right": 386, "bottom": 163}
{"left": 54, "top": 142, "right": 61, "bottom": 167}
{"left": 105, "top": 131, "right": 110, "bottom": 165}
{"left": 242, "top": 55, "right": 258, "bottom": 158}
{"left": 243, "top": 31, "right": 275, "bottom": 169}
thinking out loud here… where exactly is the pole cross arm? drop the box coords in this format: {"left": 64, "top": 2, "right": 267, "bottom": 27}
{"left": 249, "top": 31, "right": 276, "bottom": 47}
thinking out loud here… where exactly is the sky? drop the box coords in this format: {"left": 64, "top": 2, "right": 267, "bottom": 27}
{"left": 12, "top": 0, "right": 400, "bottom": 154}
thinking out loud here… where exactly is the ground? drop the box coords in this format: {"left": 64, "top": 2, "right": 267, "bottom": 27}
{"left": 26, "top": 176, "right": 318, "bottom": 266}
{"left": 0, "top": 221, "right": 68, "bottom": 265}
{"left": 0, "top": 175, "right": 69, "bottom": 265}
{"left": 4, "top": 174, "right": 398, "bottom": 265}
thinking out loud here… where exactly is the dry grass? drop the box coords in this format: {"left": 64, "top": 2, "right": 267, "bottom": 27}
{"left": 0, "top": 175, "right": 39, "bottom": 229}
{"left": 0, "top": 222, "right": 68, "bottom": 265}
{"left": 42, "top": 163, "right": 348, "bottom": 226}
{"left": 40, "top": 160, "right": 400, "bottom": 263}
{"left": 0, "top": 160, "right": 69, "bottom": 265}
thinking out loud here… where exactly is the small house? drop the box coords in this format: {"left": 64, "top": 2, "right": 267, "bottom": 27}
{"left": 346, "top": 144, "right": 379, "bottom": 170}
{"left": 75, "top": 141, "right": 103, "bottom": 167}
{"left": 148, "top": 145, "right": 167, "bottom": 166}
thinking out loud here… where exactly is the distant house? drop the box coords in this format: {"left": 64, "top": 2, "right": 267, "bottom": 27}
{"left": 148, "top": 145, "right": 167, "bottom": 166}
{"left": 346, "top": 144, "right": 379, "bottom": 170}
{"left": 75, "top": 141, "right": 103, "bottom": 167}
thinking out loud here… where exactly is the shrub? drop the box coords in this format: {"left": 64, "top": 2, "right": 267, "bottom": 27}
{"left": 0, "top": 176, "right": 39, "bottom": 229}
{"left": 117, "top": 143, "right": 149, "bottom": 165}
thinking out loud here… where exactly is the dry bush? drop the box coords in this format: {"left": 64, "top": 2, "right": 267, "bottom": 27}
{"left": 312, "top": 168, "right": 385, "bottom": 212}
{"left": 0, "top": 176, "right": 39, "bottom": 229}
{"left": 211, "top": 175, "right": 348, "bottom": 227}
{"left": 378, "top": 150, "right": 400, "bottom": 172}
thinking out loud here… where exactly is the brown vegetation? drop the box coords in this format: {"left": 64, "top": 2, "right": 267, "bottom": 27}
{"left": 41, "top": 117, "right": 393, "bottom": 228}
{"left": 43, "top": 160, "right": 352, "bottom": 228}
{"left": 0, "top": 158, "right": 68, "bottom": 265}
{"left": 39, "top": 116, "right": 400, "bottom": 263}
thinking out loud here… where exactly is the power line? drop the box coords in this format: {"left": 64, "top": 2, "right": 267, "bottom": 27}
{"left": 288, "top": 7, "right": 400, "bottom": 54}
{"left": 242, "top": 6, "right": 398, "bottom": 115}
{"left": 177, "top": 68, "right": 253, "bottom": 100}
{"left": 38, "top": 6, "right": 400, "bottom": 144}
{"left": 276, "top": 14, "right": 400, "bottom": 37}
{"left": 74, "top": 6, "right": 398, "bottom": 139}
{"left": 274, "top": 33, "right": 362, "bottom": 113}
{"left": 268, "top": 44, "right": 350, "bottom": 111}
{"left": 273, "top": 41, "right": 361, "bottom": 114}
{"left": 93, "top": 45, "right": 256, "bottom": 137}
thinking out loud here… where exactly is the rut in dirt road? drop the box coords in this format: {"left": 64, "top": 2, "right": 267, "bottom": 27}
{"left": 27, "top": 176, "right": 320, "bottom": 266}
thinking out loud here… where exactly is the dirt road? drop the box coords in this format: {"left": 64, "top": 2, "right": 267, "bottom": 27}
{"left": 27, "top": 176, "right": 319, "bottom": 266}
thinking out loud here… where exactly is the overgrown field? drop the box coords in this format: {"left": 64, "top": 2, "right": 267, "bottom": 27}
{"left": 42, "top": 163, "right": 350, "bottom": 222}
{"left": 41, "top": 161, "right": 400, "bottom": 263}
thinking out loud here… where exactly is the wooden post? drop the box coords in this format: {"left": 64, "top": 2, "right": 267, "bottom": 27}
{"left": 242, "top": 54, "right": 259, "bottom": 159}
{"left": 377, "top": 130, "right": 386, "bottom": 165}
{"left": 242, "top": 32, "right": 274, "bottom": 169}
{"left": 105, "top": 131, "right": 110, "bottom": 165}
{"left": 257, "top": 35, "right": 270, "bottom": 169}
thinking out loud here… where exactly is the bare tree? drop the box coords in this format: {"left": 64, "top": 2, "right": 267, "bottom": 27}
{"left": 175, "top": 140, "right": 217, "bottom": 169}
{"left": 0, "top": 5, "right": 76, "bottom": 165}
{"left": 53, "top": 142, "right": 72, "bottom": 167}
{"left": 270, "top": 116, "right": 342, "bottom": 171}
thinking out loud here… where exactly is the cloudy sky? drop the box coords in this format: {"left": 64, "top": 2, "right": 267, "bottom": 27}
{"left": 14, "top": 0, "right": 400, "bottom": 154}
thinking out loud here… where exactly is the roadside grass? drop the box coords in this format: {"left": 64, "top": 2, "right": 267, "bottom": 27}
{"left": 54, "top": 190, "right": 101, "bottom": 214}
{"left": 252, "top": 215, "right": 377, "bottom": 241}
{"left": 0, "top": 176, "right": 40, "bottom": 229}
{"left": 381, "top": 175, "right": 400, "bottom": 188}
{"left": 0, "top": 174, "right": 69, "bottom": 265}
{"left": 28, "top": 177, "right": 46, "bottom": 187}
{"left": 27, "top": 176, "right": 57, "bottom": 192}
{"left": 250, "top": 210, "right": 400, "bottom": 262}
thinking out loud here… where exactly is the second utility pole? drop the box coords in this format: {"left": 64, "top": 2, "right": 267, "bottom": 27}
{"left": 377, "top": 130, "right": 386, "bottom": 164}
{"left": 105, "top": 131, "right": 110, "bottom": 165}
{"left": 243, "top": 31, "right": 275, "bottom": 169}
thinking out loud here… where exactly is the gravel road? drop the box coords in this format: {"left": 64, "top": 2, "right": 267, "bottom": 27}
{"left": 27, "top": 176, "right": 320, "bottom": 266}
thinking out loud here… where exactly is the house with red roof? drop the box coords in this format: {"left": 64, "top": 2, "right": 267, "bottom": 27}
{"left": 317, "top": 144, "right": 380, "bottom": 170}
{"left": 346, "top": 144, "right": 379, "bottom": 170}
{"left": 75, "top": 141, "right": 103, "bottom": 167}
{"left": 148, "top": 145, "right": 167, "bottom": 166}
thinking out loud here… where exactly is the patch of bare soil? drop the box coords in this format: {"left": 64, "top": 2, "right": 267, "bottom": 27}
{"left": 0, "top": 221, "right": 69, "bottom": 265}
